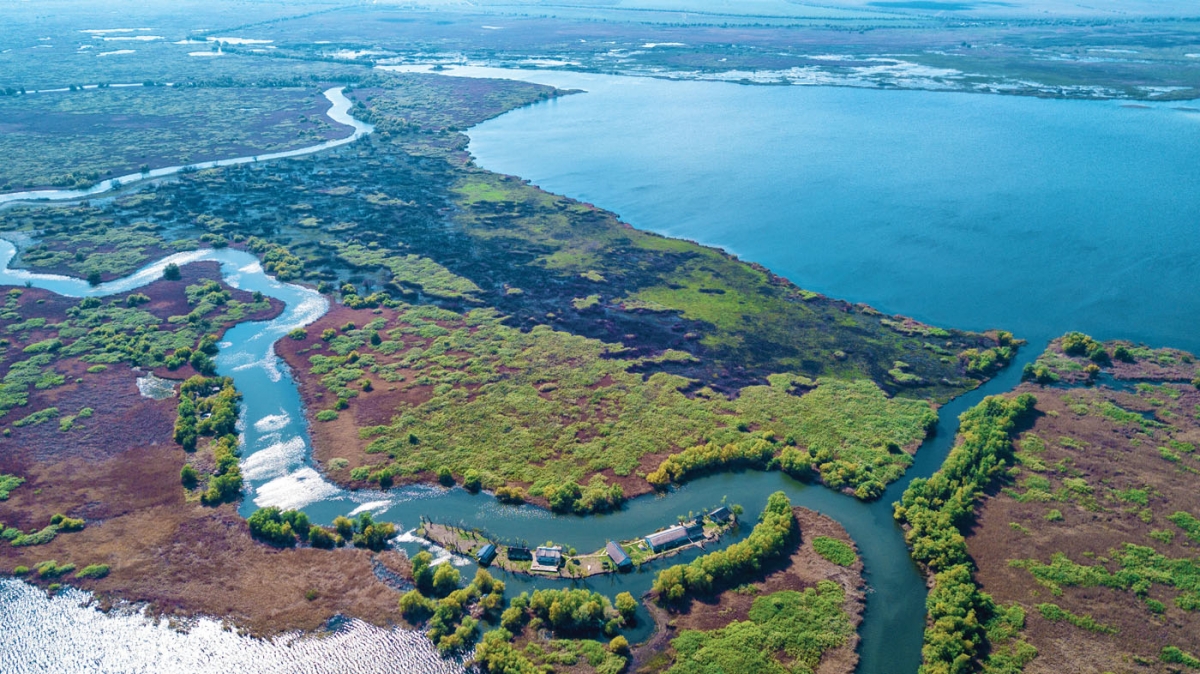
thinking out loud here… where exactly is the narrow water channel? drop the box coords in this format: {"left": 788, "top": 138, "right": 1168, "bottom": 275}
{"left": 0, "top": 86, "right": 373, "bottom": 207}
{"left": 0, "top": 234, "right": 1035, "bottom": 672}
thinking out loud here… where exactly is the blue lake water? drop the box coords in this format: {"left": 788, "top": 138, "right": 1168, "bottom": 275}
{"left": 433, "top": 66, "right": 1200, "bottom": 355}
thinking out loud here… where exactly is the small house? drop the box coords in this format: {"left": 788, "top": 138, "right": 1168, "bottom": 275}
{"left": 507, "top": 546, "right": 532, "bottom": 561}
{"left": 708, "top": 506, "right": 732, "bottom": 523}
{"left": 477, "top": 543, "right": 497, "bottom": 566}
{"left": 606, "top": 541, "right": 633, "bottom": 571}
{"left": 535, "top": 546, "right": 563, "bottom": 567}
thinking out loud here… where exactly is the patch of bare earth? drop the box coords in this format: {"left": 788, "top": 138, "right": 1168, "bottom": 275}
{"left": 967, "top": 383, "right": 1200, "bottom": 672}
{"left": 0, "top": 270, "right": 409, "bottom": 636}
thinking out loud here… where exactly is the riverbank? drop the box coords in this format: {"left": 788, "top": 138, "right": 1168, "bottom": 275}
{"left": 965, "top": 339, "right": 1200, "bottom": 671}
{"left": 0, "top": 262, "right": 415, "bottom": 636}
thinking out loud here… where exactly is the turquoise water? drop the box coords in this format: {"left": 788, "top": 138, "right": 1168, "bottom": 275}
{"left": 442, "top": 67, "right": 1200, "bottom": 355}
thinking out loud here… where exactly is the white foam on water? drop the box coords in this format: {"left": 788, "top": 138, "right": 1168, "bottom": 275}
{"left": 349, "top": 500, "right": 394, "bottom": 517}
{"left": 240, "top": 437, "right": 307, "bottom": 481}
{"left": 252, "top": 467, "right": 343, "bottom": 511}
{"left": 254, "top": 411, "right": 291, "bottom": 433}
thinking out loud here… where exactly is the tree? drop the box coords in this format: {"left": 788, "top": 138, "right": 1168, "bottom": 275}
{"left": 614, "top": 592, "right": 637, "bottom": 622}
{"left": 163, "top": 263, "right": 181, "bottom": 281}
{"left": 333, "top": 515, "right": 354, "bottom": 539}
{"left": 399, "top": 589, "right": 435, "bottom": 621}
{"left": 180, "top": 464, "right": 199, "bottom": 488}
{"left": 308, "top": 526, "right": 335, "bottom": 549}
{"left": 86, "top": 271, "right": 102, "bottom": 286}
{"left": 247, "top": 507, "right": 297, "bottom": 547}
{"left": 412, "top": 551, "right": 435, "bottom": 593}
{"left": 463, "top": 470, "right": 482, "bottom": 493}
{"left": 433, "top": 562, "right": 461, "bottom": 597}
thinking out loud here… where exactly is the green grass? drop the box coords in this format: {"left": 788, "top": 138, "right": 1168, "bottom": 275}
{"left": 666, "top": 581, "right": 853, "bottom": 674}
{"left": 1035, "top": 603, "right": 1116, "bottom": 634}
{"left": 0, "top": 474, "right": 24, "bottom": 500}
{"left": 313, "top": 303, "right": 937, "bottom": 500}
{"left": 812, "top": 536, "right": 857, "bottom": 567}
{"left": 1168, "top": 511, "right": 1200, "bottom": 543}
{"left": 1011, "top": 546, "right": 1200, "bottom": 611}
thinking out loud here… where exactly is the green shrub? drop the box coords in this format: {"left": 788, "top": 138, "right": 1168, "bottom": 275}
{"left": 812, "top": 536, "right": 857, "bottom": 566}
{"left": 246, "top": 507, "right": 310, "bottom": 547}
{"left": 50, "top": 513, "right": 84, "bottom": 532}
{"left": 288, "top": 328, "right": 308, "bottom": 340}
{"left": 308, "top": 526, "right": 336, "bottom": 549}
{"left": 400, "top": 589, "right": 436, "bottom": 621}
{"left": 13, "top": 565, "right": 29, "bottom": 575}
{"left": 666, "top": 582, "right": 851, "bottom": 674}
{"left": 163, "top": 263, "right": 181, "bottom": 281}
{"left": 75, "top": 564, "right": 110, "bottom": 580}
{"left": 892, "top": 393, "right": 1038, "bottom": 673}
{"left": 180, "top": 464, "right": 199, "bottom": 488}
{"left": 0, "top": 474, "right": 24, "bottom": 500}
{"left": 462, "top": 470, "right": 482, "bottom": 493}
{"left": 1161, "top": 646, "right": 1200, "bottom": 668}
{"left": 1036, "top": 603, "right": 1116, "bottom": 633}
{"left": 432, "top": 562, "right": 461, "bottom": 597}
{"left": 350, "top": 512, "right": 396, "bottom": 551}
{"left": 35, "top": 560, "right": 75, "bottom": 578}
{"left": 315, "top": 409, "right": 338, "bottom": 422}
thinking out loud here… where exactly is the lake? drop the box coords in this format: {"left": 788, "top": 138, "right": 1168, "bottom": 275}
{"left": 420, "top": 66, "right": 1200, "bottom": 355}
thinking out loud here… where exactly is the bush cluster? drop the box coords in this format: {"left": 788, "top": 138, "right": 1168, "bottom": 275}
{"left": 247, "top": 507, "right": 312, "bottom": 547}
{"left": 652, "top": 491, "right": 795, "bottom": 602}
{"left": 402, "top": 559, "right": 506, "bottom": 655}
{"left": 647, "top": 438, "right": 776, "bottom": 489}
{"left": 892, "top": 393, "right": 1036, "bottom": 674}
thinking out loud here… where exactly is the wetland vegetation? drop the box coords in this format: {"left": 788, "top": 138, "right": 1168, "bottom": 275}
{"left": 2, "top": 2, "right": 1198, "bottom": 672}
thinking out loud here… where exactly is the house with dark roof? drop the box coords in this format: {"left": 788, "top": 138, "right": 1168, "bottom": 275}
{"left": 708, "top": 506, "right": 732, "bottom": 523}
{"left": 506, "top": 546, "right": 532, "bottom": 561}
{"left": 476, "top": 543, "right": 497, "bottom": 566}
{"left": 605, "top": 541, "right": 633, "bottom": 571}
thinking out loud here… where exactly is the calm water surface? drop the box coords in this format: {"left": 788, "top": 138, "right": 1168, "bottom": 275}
{"left": 432, "top": 66, "right": 1200, "bottom": 354}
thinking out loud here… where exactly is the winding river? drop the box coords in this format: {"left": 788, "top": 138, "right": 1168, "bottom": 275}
{"left": 0, "top": 86, "right": 373, "bottom": 206}
{"left": 5, "top": 67, "right": 1194, "bottom": 673}
{"left": 1, "top": 235, "right": 1010, "bottom": 672}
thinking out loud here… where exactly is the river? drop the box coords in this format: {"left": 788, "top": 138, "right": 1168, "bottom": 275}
{"left": 3, "top": 67, "right": 1197, "bottom": 673}
{"left": 0, "top": 86, "right": 373, "bottom": 207}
